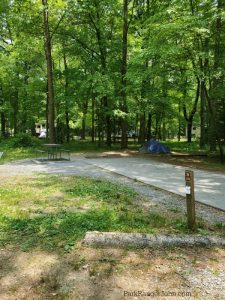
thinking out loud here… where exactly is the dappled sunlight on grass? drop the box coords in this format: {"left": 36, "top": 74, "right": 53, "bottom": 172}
{"left": 0, "top": 147, "right": 34, "bottom": 164}
{"left": 0, "top": 175, "right": 195, "bottom": 253}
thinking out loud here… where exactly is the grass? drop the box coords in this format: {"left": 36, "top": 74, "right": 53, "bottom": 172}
{"left": 0, "top": 137, "right": 38, "bottom": 164}
{"left": 164, "top": 140, "right": 208, "bottom": 153}
{"left": 0, "top": 175, "right": 213, "bottom": 253}
{"left": 0, "top": 137, "right": 141, "bottom": 164}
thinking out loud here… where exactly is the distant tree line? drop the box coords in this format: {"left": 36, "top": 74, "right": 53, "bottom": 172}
{"left": 0, "top": 0, "right": 224, "bottom": 161}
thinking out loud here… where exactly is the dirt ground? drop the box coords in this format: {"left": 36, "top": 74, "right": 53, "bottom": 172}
{"left": 134, "top": 152, "right": 225, "bottom": 174}
{"left": 94, "top": 150, "right": 225, "bottom": 174}
{"left": 1, "top": 244, "right": 225, "bottom": 300}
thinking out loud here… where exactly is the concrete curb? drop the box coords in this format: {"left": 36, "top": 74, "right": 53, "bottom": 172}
{"left": 83, "top": 231, "right": 225, "bottom": 248}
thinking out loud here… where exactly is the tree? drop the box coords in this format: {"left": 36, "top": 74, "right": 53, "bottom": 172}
{"left": 42, "top": 0, "right": 56, "bottom": 143}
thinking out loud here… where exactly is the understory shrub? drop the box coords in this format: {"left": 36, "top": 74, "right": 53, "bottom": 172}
{"left": 9, "top": 133, "right": 40, "bottom": 148}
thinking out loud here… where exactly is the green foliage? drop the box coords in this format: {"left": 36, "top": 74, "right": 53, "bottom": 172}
{"left": 9, "top": 134, "right": 40, "bottom": 148}
{"left": 0, "top": 0, "right": 225, "bottom": 156}
{"left": 164, "top": 140, "right": 207, "bottom": 153}
{"left": 66, "top": 178, "right": 136, "bottom": 202}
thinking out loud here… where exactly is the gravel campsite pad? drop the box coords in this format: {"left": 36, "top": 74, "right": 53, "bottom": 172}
{"left": 0, "top": 157, "right": 225, "bottom": 299}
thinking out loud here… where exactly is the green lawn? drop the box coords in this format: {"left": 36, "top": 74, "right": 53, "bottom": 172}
{"left": 0, "top": 175, "right": 215, "bottom": 253}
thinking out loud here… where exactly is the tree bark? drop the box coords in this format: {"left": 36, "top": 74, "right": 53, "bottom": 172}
{"left": 202, "top": 81, "right": 224, "bottom": 163}
{"left": 208, "top": 0, "right": 224, "bottom": 162}
{"left": 146, "top": 113, "right": 152, "bottom": 140}
{"left": 200, "top": 81, "right": 207, "bottom": 148}
{"left": 178, "top": 100, "right": 181, "bottom": 142}
{"left": 89, "top": 4, "right": 112, "bottom": 147}
{"left": 91, "top": 93, "right": 95, "bottom": 143}
{"left": 0, "top": 85, "right": 6, "bottom": 137}
{"left": 120, "top": 0, "right": 129, "bottom": 149}
{"left": 138, "top": 113, "right": 146, "bottom": 143}
{"left": 42, "top": 0, "right": 56, "bottom": 143}
{"left": 81, "top": 99, "right": 88, "bottom": 140}
{"left": 183, "top": 79, "right": 200, "bottom": 143}
{"left": 12, "top": 90, "right": 19, "bottom": 135}
{"left": 1, "top": 112, "right": 6, "bottom": 137}
{"left": 63, "top": 48, "right": 70, "bottom": 142}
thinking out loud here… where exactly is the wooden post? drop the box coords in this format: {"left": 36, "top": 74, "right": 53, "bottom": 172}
{"left": 185, "top": 170, "right": 196, "bottom": 231}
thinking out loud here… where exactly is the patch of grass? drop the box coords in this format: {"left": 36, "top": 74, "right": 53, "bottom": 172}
{"left": 0, "top": 146, "right": 35, "bottom": 164}
{"left": 0, "top": 175, "right": 215, "bottom": 253}
{"left": 168, "top": 207, "right": 179, "bottom": 213}
{"left": 215, "top": 222, "right": 225, "bottom": 229}
{"left": 0, "top": 135, "right": 42, "bottom": 164}
{"left": 164, "top": 140, "right": 207, "bottom": 154}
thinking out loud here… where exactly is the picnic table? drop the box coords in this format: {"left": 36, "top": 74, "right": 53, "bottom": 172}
{"left": 35, "top": 144, "right": 71, "bottom": 161}
{"left": 43, "top": 144, "right": 62, "bottom": 160}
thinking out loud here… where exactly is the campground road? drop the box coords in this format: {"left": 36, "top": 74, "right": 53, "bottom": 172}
{"left": 86, "top": 157, "right": 225, "bottom": 211}
{"left": 0, "top": 156, "right": 225, "bottom": 211}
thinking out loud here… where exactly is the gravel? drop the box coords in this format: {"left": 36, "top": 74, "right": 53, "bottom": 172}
{"left": 177, "top": 264, "right": 225, "bottom": 299}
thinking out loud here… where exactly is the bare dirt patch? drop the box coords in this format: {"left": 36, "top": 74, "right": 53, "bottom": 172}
{"left": 87, "top": 150, "right": 225, "bottom": 174}
{"left": 134, "top": 152, "right": 225, "bottom": 174}
{"left": 0, "top": 245, "right": 225, "bottom": 300}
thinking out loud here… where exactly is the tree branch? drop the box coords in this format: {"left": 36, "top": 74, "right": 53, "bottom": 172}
{"left": 60, "top": 30, "right": 100, "bottom": 58}
{"left": 50, "top": 12, "right": 66, "bottom": 41}
{"left": 128, "top": 0, "right": 137, "bottom": 28}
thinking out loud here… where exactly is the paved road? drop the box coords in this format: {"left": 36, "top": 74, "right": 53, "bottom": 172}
{"left": 86, "top": 157, "right": 225, "bottom": 211}
{"left": 0, "top": 156, "right": 225, "bottom": 211}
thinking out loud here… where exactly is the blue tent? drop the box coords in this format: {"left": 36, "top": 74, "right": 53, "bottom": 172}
{"left": 139, "top": 140, "right": 170, "bottom": 154}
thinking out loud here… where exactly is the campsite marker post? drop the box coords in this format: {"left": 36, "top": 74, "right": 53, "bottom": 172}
{"left": 185, "top": 170, "right": 196, "bottom": 231}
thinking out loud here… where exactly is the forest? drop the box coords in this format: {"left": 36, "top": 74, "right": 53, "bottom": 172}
{"left": 0, "top": 0, "right": 225, "bottom": 161}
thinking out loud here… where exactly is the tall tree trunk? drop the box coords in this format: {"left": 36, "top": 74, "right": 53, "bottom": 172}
{"left": 0, "top": 85, "right": 6, "bottom": 137}
{"left": 1, "top": 112, "right": 6, "bottom": 137}
{"left": 155, "top": 114, "right": 162, "bottom": 140}
{"left": 178, "top": 100, "right": 181, "bottom": 142}
{"left": 89, "top": 4, "right": 111, "bottom": 147}
{"left": 81, "top": 99, "right": 88, "bottom": 140}
{"left": 63, "top": 48, "right": 70, "bottom": 143}
{"left": 13, "top": 90, "right": 19, "bottom": 135}
{"left": 157, "top": 115, "right": 162, "bottom": 140}
{"left": 45, "top": 81, "right": 49, "bottom": 139}
{"left": 146, "top": 113, "right": 152, "bottom": 140}
{"left": 208, "top": 116, "right": 217, "bottom": 151}
{"left": 138, "top": 113, "right": 146, "bottom": 143}
{"left": 42, "top": 0, "right": 56, "bottom": 143}
{"left": 31, "top": 120, "right": 36, "bottom": 137}
{"left": 187, "top": 121, "right": 193, "bottom": 143}
{"left": 162, "top": 119, "right": 166, "bottom": 141}
{"left": 91, "top": 93, "right": 95, "bottom": 143}
{"left": 183, "top": 79, "right": 200, "bottom": 143}
{"left": 208, "top": 0, "right": 225, "bottom": 162}
{"left": 200, "top": 81, "right": 207, "bottom": 148}
{"left": 199, "top": 0, "right": 225, "bottom": 162}
{"left": 103, "top": 96, "right": 111, "bottom": 147}
{"left": 81, "top": 116, "right": 86, "bottom": 140}
{"left": 120, "top": 0, "right": 129, "bottom": 149}
{"left": 21, "top": 63, "right": 29, "bottom": 133}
